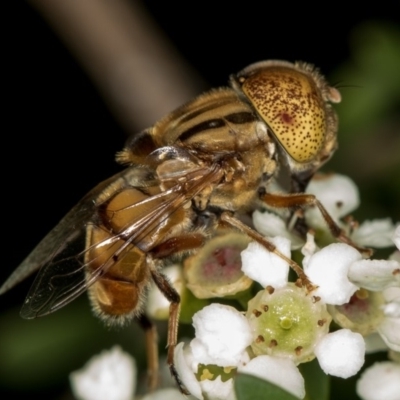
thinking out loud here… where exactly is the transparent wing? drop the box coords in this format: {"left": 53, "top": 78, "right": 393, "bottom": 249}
{"left": 2, "top": 164, "right": 222, "bottom": 318}
{"left": 0, "top": 171, "right": 122, "bottom": 296}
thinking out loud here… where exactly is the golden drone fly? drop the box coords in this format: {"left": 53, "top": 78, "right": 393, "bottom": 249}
{"left": 0, "top": 60, "right": 367, "bottom": 393}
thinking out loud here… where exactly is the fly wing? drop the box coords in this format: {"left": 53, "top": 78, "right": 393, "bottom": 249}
{"left": 2, "top": 163, "right": 222, "bottom": 319}
{"left": 0, "top": 172, "right": 122, "bottom": 297}
{"left": 0, "top": 169, "right": 138, "bottom": 319}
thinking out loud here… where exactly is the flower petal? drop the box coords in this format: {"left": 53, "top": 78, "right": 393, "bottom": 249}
{"left": 383, "top": 286, "right": 400, "bottom": 305}
{"left": 393, "top": 225, "right": 400, "bottom": 250}
{"left": 315, "top": 329, "right": 365, "bottom": 378}
{"left": 378, "top": 317, "right": 400, "bottom": 352}
{"left": 357, "top": 361, "right": 400, "bottom": 400}
{"left": 70, "top": 346, "right": 136, "bottom": 400}
{"left": 174, "top": 342, "right": 203, "bottom": 400}
{"left": 376, "top": 287, "right": 400, "bottom": 352}
{"left": 389, "top": 250, "right": 400, "bottom": 263}
{"left": 241, "top": 237, "right": 290, "bottom": 288}
{"left": 191, "top": 304, "right": 253, "bottom": 367}
{"left": 348, "top": 259, "right": 400, "bottom": 291}
{"left": 200, "top": 376, "right": 236, "bottom": 400}
{"left": 239, "top": 355, "right": 305, "bottom": 399}
{"left": 304, "top": 243, "right": 361, "bottom": 305}
{"left": 305, "top": 174, "right": 359, "bottom": 228}
{"left": 351, "top": 219, "right": 397, "bottom": 248}
{"left": 253, "top": 210, "right": 304, "bottom": 249}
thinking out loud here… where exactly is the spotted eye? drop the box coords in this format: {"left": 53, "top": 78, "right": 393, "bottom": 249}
{"left": 240, "top": 66, "right": 327, "bottom": 163}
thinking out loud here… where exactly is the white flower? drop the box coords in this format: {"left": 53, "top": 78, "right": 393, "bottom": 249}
{"left": 173, "top": 173, "right": 398, "bottom": 399}
{"left": 246, "top": 283, "right": 331, "bottom": 364}
{"left": 314, "top": 238, "right": 399, "bottom": 352}
{"left": 305, "top": 174, "right": 397, "bottom": 249}
{"left": 174, "top": 303, "right": 306, "bottom": 400}
{"left": 70, "top": 346, "right": 136, "bottom": 400}
{"left": 242, "top": 236, "right": 365, "bottom": 371}
{"left": 328, "top": 287, "right": 400, "bottom": 352}
{"left": 241, "top": 232, "right": 362, "bottom": 306}
{"left": 175, "top": 301, "right": 364, "bottom": 400}
{"left": 175, "top": 233, "right": 371, "bottom": 400}
{"left": 357, "top": 361, "right": 400, "bottom": 400}
{"left": 253, "top": 173, "right": 398, "bottom": 252}
{"left": 174, "top": 304, "right": 253, "bottom": 400}
{"left": 343, "top": 231, "right": 400, "bottom": 353}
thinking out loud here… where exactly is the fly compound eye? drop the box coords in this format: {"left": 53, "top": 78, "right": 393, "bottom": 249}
{"left": 241, "top": 66, "right": 327, "bottom": 163}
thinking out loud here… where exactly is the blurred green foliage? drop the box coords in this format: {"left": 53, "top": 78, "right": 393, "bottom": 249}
{"left": 328, "top": 22, "right": 400, "bottom": 222}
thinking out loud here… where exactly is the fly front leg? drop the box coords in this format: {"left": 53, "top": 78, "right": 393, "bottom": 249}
{"left": 150, "top": 233, "right": 206, "bottom": 259}
{"left": 260, "top": 192, "right": 372, "bottom": 257}
{"left": 220, "top": 212, "right": 315, "bottom": 292}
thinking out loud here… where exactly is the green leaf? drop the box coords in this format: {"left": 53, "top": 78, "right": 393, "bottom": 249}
{"left": 235, "top": 373, "right": 299, "bottom": 400}
{"left": 299, "top": 360, "right": 329, "bottom": 400}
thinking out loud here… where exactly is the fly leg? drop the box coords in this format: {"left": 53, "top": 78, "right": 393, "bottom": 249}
{"left": 147, "top": 257, "right": 189, "bottom": 395}
{"left": 260, "top": 192, "right": 372, "bottom": 256}
{"left": 220, "top": 212, "right": 315, "bottom": 292}
{"left": 137, "top": 314, "right": 159, "bottom": 391}
{"left": 147, "top": 232, "right": 207, "bottom": 394}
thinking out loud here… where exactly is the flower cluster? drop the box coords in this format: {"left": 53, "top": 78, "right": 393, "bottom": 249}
{"left": 70, "top": 174, "right": 399, "bottom": 400}
{"left": 167, "top": 174, "right": 399, "bottom": 400}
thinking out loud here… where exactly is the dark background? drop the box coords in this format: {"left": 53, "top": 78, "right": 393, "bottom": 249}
{"left": 2, "top": 1, "right": 399, "bottom": 398}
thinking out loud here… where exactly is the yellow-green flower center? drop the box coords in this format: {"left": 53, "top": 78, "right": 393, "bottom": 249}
{"left": 246, "top": 283, "right": 332, "bottom": 363}
{"left": 280, "top": 317, "right": 293, "bottom": 329}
